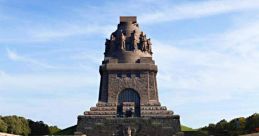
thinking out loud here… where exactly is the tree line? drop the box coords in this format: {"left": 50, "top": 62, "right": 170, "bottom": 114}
{"left": 200, "top": 113, "right": 259, "bottom": 136}
{"left": 0, "top": 115, "right": 60, "bottom": 136}
{"left": 0, "top": 113, "right": 258, "bottom": 136}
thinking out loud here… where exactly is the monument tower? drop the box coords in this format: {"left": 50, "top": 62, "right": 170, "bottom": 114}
{"left": 76, "top": 16, "right": 181, "bottom": 136}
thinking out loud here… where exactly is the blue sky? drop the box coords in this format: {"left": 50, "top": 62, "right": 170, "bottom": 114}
{"left": 0, "top": 0, "right": 259, "bottom": 129}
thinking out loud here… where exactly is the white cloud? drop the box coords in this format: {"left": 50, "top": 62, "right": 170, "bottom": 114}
{"left": 0, "top": 71, "right": 99, "bottom": 128}
{"left": 6, "top": 48, "right": 56, "bottom": 69}
{"left": 151, "top": 16, "right": 259, "bottom": 127}
{"left": 140, "top": 0, "right": 259, "bottom": 24}
{"left": 1, "top": 0, "right": 259, "bottom": 43}
{"left": 0, "top": 95, "right": 97, "bottom": 128}
{"left": 27, "top": 24, "right": 115, "bottom": 42}
{"left": 0, "top": 70, "right": 7, "bottom": 78}
{"left": 221, "top": 21, "right": 259, "bottom": 58}
{"left": 159, "top": 54, "right": 259, "bottom": 92}
{"left": 0, "top": 71, "right": 99, "bottom": 91}
{"left": 0, "top": 71, "right": 99, "bottom": 129}
{"left": 0, "top": 24, "right": 115, "bottom": 43}
{"left": 153, "top": 17, "right": 259, "bottom": 105}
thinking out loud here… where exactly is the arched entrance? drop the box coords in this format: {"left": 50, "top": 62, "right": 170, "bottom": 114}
{"left": 117, "top": 88, "right": 141, "bottom": 117}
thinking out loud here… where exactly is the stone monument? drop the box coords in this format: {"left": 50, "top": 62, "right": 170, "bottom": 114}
{"left": 75, "top": 16, "right": 182, "bottom": 136}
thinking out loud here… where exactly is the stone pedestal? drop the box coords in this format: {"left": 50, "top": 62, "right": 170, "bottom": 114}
{"left": 75, "top": 116, "right": 182, "bottom": 136}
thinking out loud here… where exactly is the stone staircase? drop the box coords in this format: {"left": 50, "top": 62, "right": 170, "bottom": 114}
{"left": 83, "top": 102, "right": 176, "bottom": 118}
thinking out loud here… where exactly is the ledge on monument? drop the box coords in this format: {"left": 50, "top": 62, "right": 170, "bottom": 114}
{"left": 78, "top": 114, "right": 180, "bottom": 119}
{"left": 90, "top": 106, "right": 116, "bottom": 111}
{"left": 96, "top": 102, "right": 117, "bottom": 107}
{"left": 120, "top": 16, "right": 137, "bottom": 23}
{"left": 138, "top": 57, "right": 154, "bottom": 63}
{"left": 141, "top": 110, "right": 173, "bottom": 114}
{"left": 84, "top": 111, "right": 116, "bottom": 115}
{"left": 141, "top": 106, "right": 167, "bottom": 110}
{"left": 100, "top": 63, "right": 157, "bottom": 71}
{"left": 147, "top": 100, "right": 161, "bottom": 106}
{"left": 102, "top": 58, "right": 118, "bottom": 64}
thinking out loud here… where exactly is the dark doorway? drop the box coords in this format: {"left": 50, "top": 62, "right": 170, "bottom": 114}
{"left": 117, "top": 89, "right": 141, "bottom": 117}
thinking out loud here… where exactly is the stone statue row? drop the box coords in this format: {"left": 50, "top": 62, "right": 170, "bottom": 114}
{"left": 105, "top": 31, "right": 152, "bottom": 55}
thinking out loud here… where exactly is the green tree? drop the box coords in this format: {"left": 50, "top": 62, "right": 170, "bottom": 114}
{"left": 245, "top": 113, "right": 259, "bottom": 133}
{"left": 215, "top": 119, "right": 229, "bottom": 135}
{"left": 228, "top": 117, "right": 246, "bottom": 136}
{"left": 200, "top": 113, "right": 259, "bottom": 136}
{"left": 49, "top": 126, "right": 61, "bottom": 134}
{"left": 2, "top": 116, "right": 30, "bottom": 136}
{"left": 0, "top": 117, "right": 8, "bottom": 133}
{"left": 0, "top": 115, "right": 63, "bottom": 135}
{"left": 203, "top": 123, "right": 216, "bottom": 135}
{"left": 28, "top": 120, "right": 50, "bottom": 135}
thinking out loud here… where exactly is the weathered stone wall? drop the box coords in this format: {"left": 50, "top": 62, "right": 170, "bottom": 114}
{"left": 76, "top": 116, "right": 182, "bottom": 136}
{"left": 98, "top": 73, "right": 108, "bottom": 102}
{"left": 148, "top": 72, "right": 158, "bottom": 101}
{"left": 98, "top": 62, "right": 159, "bottom": 105}
{"left": 107, "top": 71, "right": 149, "bottom": 104}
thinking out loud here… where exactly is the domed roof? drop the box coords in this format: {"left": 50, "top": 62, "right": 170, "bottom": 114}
{"left": 104, "top": 16, "right": 153, "bottom": 63}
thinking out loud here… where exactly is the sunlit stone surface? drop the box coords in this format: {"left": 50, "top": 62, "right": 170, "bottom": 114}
{"left": 75, "top": 16, "right": 182, "bottom": 136}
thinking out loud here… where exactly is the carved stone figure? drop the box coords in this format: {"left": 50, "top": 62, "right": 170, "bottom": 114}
{"left": 141, "top": 36, "right": 148, "bottom": 52}
{"left": 105, "top": 39, "right": 110, "bottom": 54}
{"left": 138, "top": 32, "right": 148, "bottom": 52}
{"left": 127, "top": 126, "right": 132, "bottom": 136}
{"left": 119, "top": 32, "right": 126, "bottom": 50}
{"left": 132, "top": 31, "right": 138, "bottom": 51}
{"left": 110, "top": 34, "right": 116, "bottom": 51}
{"left": 147, "top": 39, "right": 152, "bottom": 54}
{"left": 111, "top": 34, "right": 115, "bottom": 41}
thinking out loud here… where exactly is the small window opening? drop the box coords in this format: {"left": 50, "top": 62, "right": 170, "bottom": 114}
{"left": 126, "top": 73, "right": 131, "bottom": 78}
{"left": 117, "top": 73, "right": 122, "bottom": 78}
{"left": 136, "top": 73, "right": 140, "bottom": 78}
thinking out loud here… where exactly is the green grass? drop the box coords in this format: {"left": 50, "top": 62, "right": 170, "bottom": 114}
{"left": 181, "top": 125, "right": 195, "bottom": 131}
{"left": 181, "top": 125, "right": 209, "bottom": 136}
{"left": 54, "top": 125, "right": 77, "bottom": 135}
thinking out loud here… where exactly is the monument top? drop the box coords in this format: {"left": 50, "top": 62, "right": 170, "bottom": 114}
{"left": 120, "top": 16, "right": 137, "bottom": 23}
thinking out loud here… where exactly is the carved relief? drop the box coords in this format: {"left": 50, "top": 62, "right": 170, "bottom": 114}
{"left": 119, "top": 32, "right": 126, "bottom": 50}
{"left": 104, "top": 34, "right": 116, "bottom": 56}
{"left": 110, "top": 34, "right": 116, "bottom": 52}
{"left": 104, "top": 23, "right": 153, "bottom": 56}
{"left": 105, "top": 39, "right": 110, "bottom": 55}
{"left": 147, "top": 39, "right": 152, "bottom": 54}
{"left": 139, "top": 32, "right": 152, "bottom": 53}
{"left": 131, "top": 30, "right": 138, "bottom": 51}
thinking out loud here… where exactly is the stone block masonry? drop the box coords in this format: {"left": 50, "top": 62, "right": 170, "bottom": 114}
{"left": 76, "top": 16, "right": 182, "bottom": 136}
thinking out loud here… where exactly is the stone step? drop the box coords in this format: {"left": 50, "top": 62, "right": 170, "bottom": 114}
{"left": 141, "top": 114, "right": 180, "bottom": 119}
{"left": 90, "top": 106, "right": 117, "bottom": 111}
{"left": 141, "top": 110, "right": 173, "bottom": 115}
{"left": 83, "top": 115, "right": 116, "bottom": 117}
{"left": 96, "top": 102, "right": 116, "bottom": 107}
{"left": 84, "top": 111, "right": 116, "bottom": 115}
{"left": 141, "top": 106, "right": 167, "bottom": 110}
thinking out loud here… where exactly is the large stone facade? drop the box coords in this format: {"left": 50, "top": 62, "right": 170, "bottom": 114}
{"left": 76, "top": 16, "right": 182, "bottom": 136}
